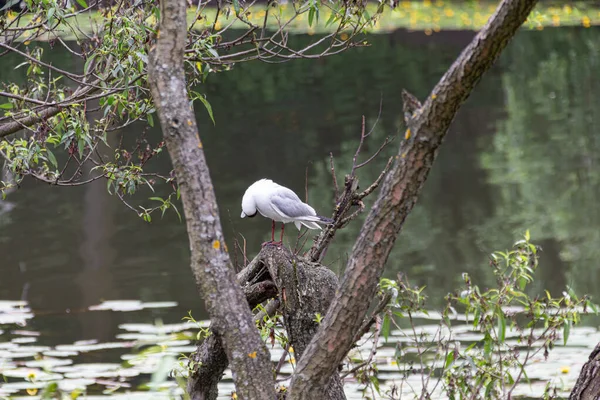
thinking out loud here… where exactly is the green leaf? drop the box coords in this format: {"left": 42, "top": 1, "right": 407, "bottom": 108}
{"left": 381, "top": 313, "right": 390, "bottom": 343}
{"left": 233, "top": 0, "right": 240, "bottom": 15}
{"left": 0, "top": 103, "right": 13, "bottom": 109}
{"left": 485, "top": 380, "right": 494, "bottom": 398}
{"left": 518, "top": 276, "right": 527, "bottom": 291}
{"left": 483, "top": 332, "right": 492, "bottom": 359}
{"left": 370, "top": 375, "right": 380, "bottom": 395}
{"left": 325, "top": 10, "right": 337, "bottom": 27}
{"left": 444, "top": 351, "right": 455, "bottom": 369}
{"left": 525, "top": 229, "right": 530, "bottom": 241}
{"left": 563, "top": 320, "right": 571, "bottom": 346}
{"left": 196, "top": 94, "right": 215, "bottom": 125}
{"left": 75, "top": 0, "right": 88, "bottom": 7}
{"left": 147, "top": 112, "right": 154, "bottom": 127}
{"left": 308, "top": 7, "right": 315, "bottom": 27}
{"left": 47, "top": 7, "right": 55, "bottom": 25}
{"left": 498, "top": 308, "right": 506, "bottom": 343}
{"left": 77, "top": 138, "right": 85, "bottom": 158}
{"left": 46, "top": 150, "right": 58, "bottom": 168}
{"left": 172, "top": 204, "right": 182, "bottom": 222}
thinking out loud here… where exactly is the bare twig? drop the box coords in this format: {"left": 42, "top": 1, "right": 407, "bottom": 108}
{"left": 341, "top": 314, "right": 383, "bottom": 379}
{"left": 329, "top": 152, "right": 339, "bottom": 202}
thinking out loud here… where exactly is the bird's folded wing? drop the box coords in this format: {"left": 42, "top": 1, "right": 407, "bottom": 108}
{"left": 271, "top": 194, "right": 317, "bottom": 220}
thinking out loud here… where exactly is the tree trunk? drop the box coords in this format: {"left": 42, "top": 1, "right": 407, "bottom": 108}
{"left": 187, "top": 260, "right": 277, "bottom": 400}
{"left": 287, "top": 0, "right": 539, "bottom": 398}
{"left": 570, "top": 344, "right": 600, "bottom": 400}
{"left": 261, "top": 246, "right": 346, "bottom": 400}
{"left": 147, "top": 0, "right": 276, "bottom": 399}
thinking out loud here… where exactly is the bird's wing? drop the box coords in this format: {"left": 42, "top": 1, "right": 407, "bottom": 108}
{"left": 271, "top": 190, "right": 317, "bottom": 219}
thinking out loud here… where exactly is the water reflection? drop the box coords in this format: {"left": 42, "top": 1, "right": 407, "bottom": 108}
{"left": 0, "top": 27, "right": 599, "bottom": 345}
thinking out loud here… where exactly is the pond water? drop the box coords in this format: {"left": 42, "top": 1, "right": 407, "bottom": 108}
{"left": 1, "top": 26, "right": 600, "bottom": 398}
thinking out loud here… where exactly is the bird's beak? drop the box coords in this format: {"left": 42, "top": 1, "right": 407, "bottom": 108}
{"left": 240, "top": 211, "right": 246, "bottom": 218}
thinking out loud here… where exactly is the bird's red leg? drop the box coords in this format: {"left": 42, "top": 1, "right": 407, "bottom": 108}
{"left": 271, "top": 220, "right": 276, "bottom": 242}
{"left": 279, "top": 223, "right": 285, "bottom": 244}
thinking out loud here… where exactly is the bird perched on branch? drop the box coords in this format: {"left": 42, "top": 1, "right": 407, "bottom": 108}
{"left": 240, "top": 179, "right": 333, "bottom": 246}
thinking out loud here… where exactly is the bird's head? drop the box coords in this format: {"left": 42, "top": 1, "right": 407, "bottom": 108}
{"left": 240, "top": 188, "right": 258, "bottom": 218}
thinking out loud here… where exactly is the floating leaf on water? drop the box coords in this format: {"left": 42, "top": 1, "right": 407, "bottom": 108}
{"left": 118, "top": 321, "right": 202, "bottom": 334}
{"left": 116, "top": 333, "right": 168, "bottom": 341}
{"left": 0, "top": 311, "right": 35, "bottom": 325}
{"left": 11, "top": 345, "right": 52, "bottom": 353}
{"left": 55, "top": 342, "right": 134, "bottom": 353}
{"left": 11, "top": 337, "right": 37, "bottom": 344}
{"left": 89, "top": 300, "right": 144, "bottom": 312}
{"left": 89, "top": 300, "right": 179, "bottom": 312}
{"left": 11, "top": 330, "right": 40, "bottom": 337}
{"left": 43, "top": 350, "right": 79, "bottom": 357}
{"left": 0, "top": 300, "right": 28, "bottom": 310}
{"left": 1, "top": 367, "right": 62, "bottom": 381}
{"left": 140, "top": 301, "right": 178, "bottom": 309}
{"left": 24, "top": 358, "right": 73, "bottom": 369}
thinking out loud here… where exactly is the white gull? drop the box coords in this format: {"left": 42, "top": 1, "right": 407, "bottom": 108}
{"left": 240, "top": 179, "right": 333, "bottom": 245}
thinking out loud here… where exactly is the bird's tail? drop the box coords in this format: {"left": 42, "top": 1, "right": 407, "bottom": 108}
{"left": 294, "top": 216, "right": 334, "bottom": 231}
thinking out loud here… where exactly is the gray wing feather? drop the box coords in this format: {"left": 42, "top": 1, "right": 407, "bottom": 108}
{"left": 271, "top": 194, "right": 316, "bottom": 218}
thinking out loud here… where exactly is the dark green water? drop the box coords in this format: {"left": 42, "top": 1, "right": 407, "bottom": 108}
{"left": 1, "top": 26, "right": 600, "bottom": 350}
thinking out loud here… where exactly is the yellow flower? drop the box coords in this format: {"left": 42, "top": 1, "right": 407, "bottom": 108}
{"left": 212, "top": 240, "right": 221, "bottom": 250}
{"left": 582, "top": 16, "right": 591, "bottom": 28}
{"left": 552, "top": 15, "right": 560, "bottom": 27}
{"left": 248, "top": 351, "right": 257, "bottom": 359}
{"left": 444, "top": 8, "right": 454, "bottom": 17}
{"left": 560, "top": 366, "right": 570, "bottom": 374}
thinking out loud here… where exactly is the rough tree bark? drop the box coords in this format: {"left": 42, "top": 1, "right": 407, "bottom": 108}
{"left": 570, "top": 344, "right": 600, "bottom": 400}
{"left": 147, "top": 0, "right": 276, "bottom": 399}
{"left": 261, "top": 246, "right": 346, "bottom": 400}
{"left": 187, "top": 259, "right": 277, "bottom": 400}
{"left": 287, "top": 0, "right": 539, "bottom": 398}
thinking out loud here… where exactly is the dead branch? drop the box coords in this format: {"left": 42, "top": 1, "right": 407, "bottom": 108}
{"left": 309, "top": 116, "right": 393, "bottom": 262}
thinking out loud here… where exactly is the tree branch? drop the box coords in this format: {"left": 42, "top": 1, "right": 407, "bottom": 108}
{"left": 147, "top": 0, "right": 275, "bottom": 399}
{"left": 288, "top": 0, "right": 539, "bottom": 398}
